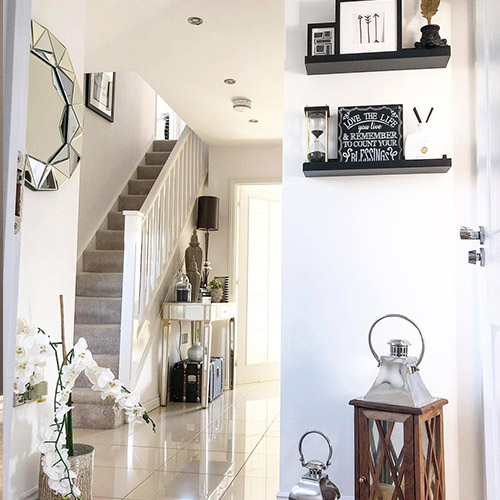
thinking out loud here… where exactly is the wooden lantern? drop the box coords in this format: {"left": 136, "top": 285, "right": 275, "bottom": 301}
{"left": 350, "top": 398, "right": 448, "bottom": 500}
{"left": 352, "top": 314, "right": 449, "bottom": 500}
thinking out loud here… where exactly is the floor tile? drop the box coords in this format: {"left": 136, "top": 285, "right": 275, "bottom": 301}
{"left": 206, "top": 418, "right": 269, "bottom": 436}
{"left": 239, "top": 452, "right": 280, "bottom": 478}
{"left": 162, "top": 449, "right": 248, "bottom": 476}
{"left": 93, "top": 466, "right": 154, "bottom": 498}
{"left": 123, "top": 470, "right": 231, "bottom": 499}
{"left": 253, "top": 436, "right": 280, "bottom": 456}
{"left": 93, "top": 443, "right": 176, "bottom": 470}
{"left": 181, "top": 431, "right": 262, "bottom": 454}
{"left": 117, "top": 423, "right": 200, "bottom": 449}
{"left": 73, "top": 424, "right": 134, "bottom": 446}
{"left": 221, "top": 475, "right": 279, "bottom": 499}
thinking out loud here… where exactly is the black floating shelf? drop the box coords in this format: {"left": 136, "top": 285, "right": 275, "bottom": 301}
{"left": 303, "top": 156, "right": 452, "bottom": 177}
{"left": 305, "top": 46, "right": 451, "bottom": 75}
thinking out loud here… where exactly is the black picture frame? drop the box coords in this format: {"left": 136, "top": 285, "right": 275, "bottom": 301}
{"left": 334, "top": 0, "right": 402, "bottom": 55}
{"left": 85, "top": 72, "right": 116, "bottom": 122}
{"left": 307, "top": 23, "right": 336, "bottom": 57}
{"left": 338, "top": 104, "right": 404, "bottom": 162}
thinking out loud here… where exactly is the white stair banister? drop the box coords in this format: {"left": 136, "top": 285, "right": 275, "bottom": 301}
{"left": 119, "top": 127, "right": 208, "bottom": 389}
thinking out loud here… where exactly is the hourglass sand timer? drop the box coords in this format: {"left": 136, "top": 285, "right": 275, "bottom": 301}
{"left": 305, "top": 106, "right": 330, "bottom": 162}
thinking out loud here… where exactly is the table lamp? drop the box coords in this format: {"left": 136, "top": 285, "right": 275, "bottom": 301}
{"left": 196, "top": 196, "right": 219, "bottom": 287}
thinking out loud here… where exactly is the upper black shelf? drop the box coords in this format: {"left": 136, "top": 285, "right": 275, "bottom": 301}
{"left": 303, "top": 157, "right": 452, "bottom": 177}
{"left": 305, "top": 46, "right": 451, "bottom": 75}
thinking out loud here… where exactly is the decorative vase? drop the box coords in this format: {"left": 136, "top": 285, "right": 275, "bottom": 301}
{"left": 415, "top": 24, "right": 448, "bottom": 49}
{"left": 404, "top": 123, "right": 441, "bottom": 160}
{"left": 185, "top": 230, "right": 203, "bottom": 276}
{"left": 210, "top": 288, "right": 223, "bottom": 303}
{"left": 187, "top": 341, "right": 203, "bottom": 362}
{"left": 39, "top": 443, "right": 94, "bottom": 500}
{"left": 186, "top": 257, "right": 201, "bottom": 303}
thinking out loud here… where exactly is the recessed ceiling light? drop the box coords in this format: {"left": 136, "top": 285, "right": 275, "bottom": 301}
{"left": 232, "top": 97, "right": 252, "bottom": 112}
{"left": 249, "top": 119, "right": 259, "bottom": 123}
{"left": 224, "top": 78, "right": 236, "bottom": 85}
{"left": 188, "top": 17, "right": 203, "bottom": 25}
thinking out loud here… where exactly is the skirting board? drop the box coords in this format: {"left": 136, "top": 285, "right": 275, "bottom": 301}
{"left": 19, "top": 486, "right": 38, "bottom": 500}
{"left": 277, "top": 493, "right": 354, "bottom": 500}
{"left": 143, "top": 394, "right": 160, "bottom": 413}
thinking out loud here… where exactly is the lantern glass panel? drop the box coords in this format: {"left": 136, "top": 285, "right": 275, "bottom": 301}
{"left": 368, "top": 418, "right": 406, "bottom": 500}
{"left": 422, "top": 415, "right": 443, "bottom": 500}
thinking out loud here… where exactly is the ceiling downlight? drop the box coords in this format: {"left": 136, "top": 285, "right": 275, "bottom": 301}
{"left": 187, "top": 17, "right": 203, "bottom": 25}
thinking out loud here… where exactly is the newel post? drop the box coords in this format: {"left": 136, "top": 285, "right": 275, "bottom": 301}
{"left": 119, "top": 210, "right": 145, "bottom": 388}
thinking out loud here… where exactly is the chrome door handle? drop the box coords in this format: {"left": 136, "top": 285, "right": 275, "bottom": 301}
{"left": 468, "top": 248, "right": 485, "bottom": 267}
{"left": 460, "top": 226, "right": 485, "bottom": 244}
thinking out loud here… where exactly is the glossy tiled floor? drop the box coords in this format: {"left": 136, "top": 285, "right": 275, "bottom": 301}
{"left": 74, "top": 381, "right": 280, "bottom": 499}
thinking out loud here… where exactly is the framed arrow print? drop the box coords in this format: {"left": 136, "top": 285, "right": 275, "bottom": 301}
{"left": 335, "top": 0, "right": 402, "bottom": 55}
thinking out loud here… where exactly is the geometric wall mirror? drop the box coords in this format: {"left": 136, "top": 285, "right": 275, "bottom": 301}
{"left": 25, "top": 21, "right": 84, "bottom": 191}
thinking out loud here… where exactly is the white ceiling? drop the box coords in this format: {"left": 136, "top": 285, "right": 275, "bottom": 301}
{"left": 85, "top": 0, "right": 284, "bottom": 145}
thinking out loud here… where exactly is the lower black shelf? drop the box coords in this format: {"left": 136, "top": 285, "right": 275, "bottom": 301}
{"left": 303, "top": 157, "right": 452, "bottom": 177}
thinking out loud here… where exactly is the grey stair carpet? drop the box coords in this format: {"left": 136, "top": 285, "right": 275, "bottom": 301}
{"left": 73, "top": 139, "right": 175, "bottom": 429}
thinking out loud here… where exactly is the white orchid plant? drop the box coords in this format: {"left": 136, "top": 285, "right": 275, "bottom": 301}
{"left": 15, "top": 319, "right": 156, "bottom": 500}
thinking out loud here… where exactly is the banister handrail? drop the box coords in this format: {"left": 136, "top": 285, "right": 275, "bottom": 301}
{"left": 140, "top": 126, "right": 192, "bottom": 215}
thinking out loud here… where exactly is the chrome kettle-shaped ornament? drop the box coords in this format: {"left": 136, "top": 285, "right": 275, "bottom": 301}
{"left": 289, "top": 431, "right": 341, "bottom": 500}
{"left": 363, "top": 314, "right": 437, "bottom": 407}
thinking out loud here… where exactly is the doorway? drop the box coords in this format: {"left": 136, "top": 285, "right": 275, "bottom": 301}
{"left": 233, "top": 183, "right": 282, "bottom": 384}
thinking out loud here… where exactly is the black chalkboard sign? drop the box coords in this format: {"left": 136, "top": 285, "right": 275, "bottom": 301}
{"left": 338, "top": 105, "right": 404, "bottom": 162}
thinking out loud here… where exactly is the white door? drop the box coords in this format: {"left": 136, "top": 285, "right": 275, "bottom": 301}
{"left": 477, "top": 0, "right": 500, "bottom": 497}
{"left": 235, "top": 184, "right": 282, "bottom": 384}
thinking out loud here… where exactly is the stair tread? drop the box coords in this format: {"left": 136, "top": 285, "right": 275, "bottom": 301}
{"left": 72, "top": 388, "right": 117, "bottom": 406}
{"left": 75, "top": 322, "right": 121, "bottom": 327}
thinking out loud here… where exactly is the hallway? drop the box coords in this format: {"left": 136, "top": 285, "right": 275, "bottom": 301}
{"left": 74, "top": 381, "right": 280, "bottom": 499}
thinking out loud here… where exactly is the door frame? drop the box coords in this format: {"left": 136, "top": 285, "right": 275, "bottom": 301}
{"left": 228, "top": 178, "right": 281, "bottom": 382}
{"left": 3, "top": 1, "right": 32, "bottom": 499}
{"left": 476, "top": 0, "right": 500, "bottom": 496}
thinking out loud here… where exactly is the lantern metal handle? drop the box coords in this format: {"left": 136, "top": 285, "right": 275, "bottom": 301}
{"left": 368, "top": 314, "right": 426, "bottom": 367}
{"left": 298, "top": 430, "right": 333, "bottom": 470}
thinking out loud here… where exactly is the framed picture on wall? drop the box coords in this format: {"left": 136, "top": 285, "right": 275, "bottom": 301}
{"left": 85, "top": 72, "right": 116, "bottom": 122}
{"left": 335, "top": 0, "right": 402, "bottom": 55}
{"left": 307, "top": 23, "right": 336, "bottom": 57}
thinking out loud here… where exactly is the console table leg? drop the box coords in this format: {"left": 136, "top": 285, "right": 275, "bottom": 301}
{"left": 201, "top": 320, "right": 212, "bottom": 408}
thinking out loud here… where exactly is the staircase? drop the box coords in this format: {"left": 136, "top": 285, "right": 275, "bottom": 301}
{"left": 72, "top": 139, "right": 176, "bottom": 429}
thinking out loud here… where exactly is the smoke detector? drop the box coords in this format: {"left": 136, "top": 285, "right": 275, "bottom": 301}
{"left": 232, "top": 97, "right": 252, "bottom": 112}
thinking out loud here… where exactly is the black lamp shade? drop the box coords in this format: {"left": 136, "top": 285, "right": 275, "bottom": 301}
{"left": 196, "top": 196, "right": 219, "bottom": 231}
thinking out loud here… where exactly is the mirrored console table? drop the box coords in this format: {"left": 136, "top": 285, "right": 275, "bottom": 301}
{"left": 161, "top": 302, "right": 237, "bottom": 408}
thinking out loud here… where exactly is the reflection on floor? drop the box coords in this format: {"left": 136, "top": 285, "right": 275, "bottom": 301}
{"left": 74, "top": 381, "right": 280, "bottom": 499}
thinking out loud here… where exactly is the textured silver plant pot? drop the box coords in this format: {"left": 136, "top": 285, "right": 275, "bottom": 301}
{"left": 39, "top": 443, "right": 94, "bottom": 500}
{"left": 210, "top": 288, "right": 223, "bottom": 303}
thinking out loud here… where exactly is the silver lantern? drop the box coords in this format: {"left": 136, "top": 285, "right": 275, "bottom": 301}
{"left": 363, "top": 313, "right": 436, "bottom": 407}
{"left": 289, "top": 431, "right": 341, "bottom": 500}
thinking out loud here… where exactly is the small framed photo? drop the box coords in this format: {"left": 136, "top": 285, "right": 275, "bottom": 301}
{"left": 308, "top": 23, "right": 336, "bottom": 57}
{"left": 336, "top": 0, "right": 402, "bottom": 55}
{"left": 85, "top": 72, "right": 116, "bottom": 122}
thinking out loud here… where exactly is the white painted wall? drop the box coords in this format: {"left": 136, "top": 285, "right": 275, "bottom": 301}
{"left": 280, "top": 1, "right": 482, "bottom": 500}
{"left": 203, "top": 144, "right": 282, "bottom": 358}
{"left": 11, "top": 2, "right": 87, "bottom": 499}
{"left": 205, "top": 144, "right": 282, "bottom": 282}
{"left": 78, "top": 71, "right": 156, "bottom": 255}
